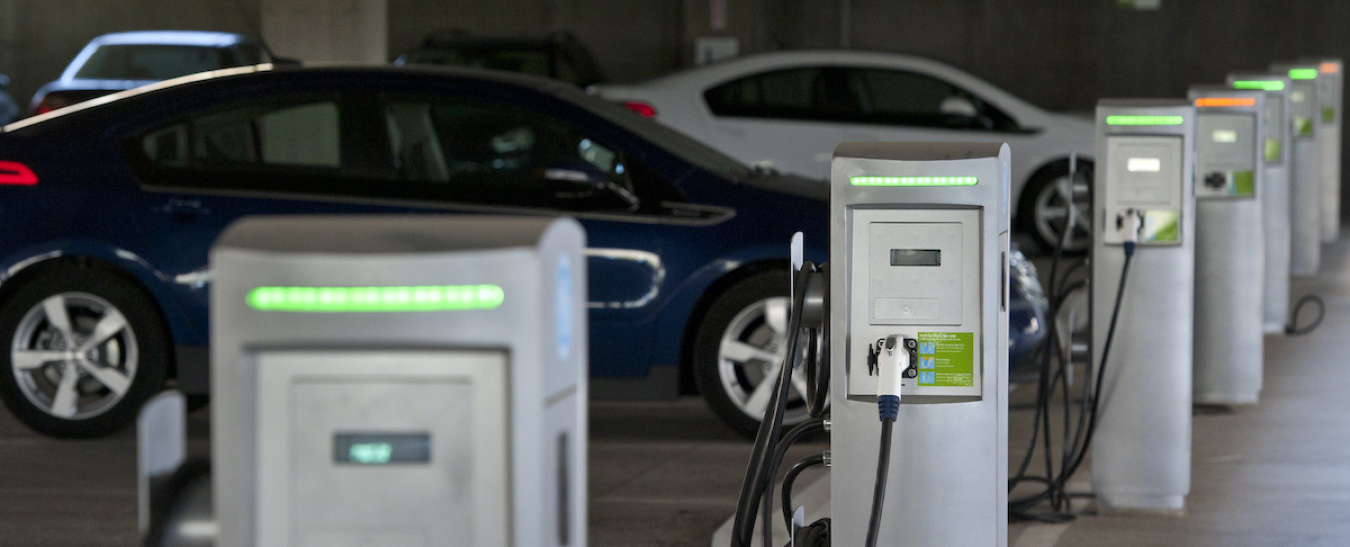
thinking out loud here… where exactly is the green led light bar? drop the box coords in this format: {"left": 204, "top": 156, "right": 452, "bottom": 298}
{"left": 1105, "top": 115, "right": 1185, "bottom": 126}
{"left": 850, "top": 176, "right": 978, "bottom": 187}
{"left": 1289, "top": 68, "right": 1318, "bottom": 80}
{"left": 246, "top": 285, "right": 505, "bottom": 312}
{"left": 1232, "top": 80, "right": 1286, "bottom": 91}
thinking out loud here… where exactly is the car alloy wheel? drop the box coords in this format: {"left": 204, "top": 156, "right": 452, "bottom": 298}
{"left": 11, "top": 292, "right": 138, "bottom": 421}
{"left": 1032, "top": 170, "right": 1092, "bottom": 253}
{"left": 714, "top": 295, "right": 811, "bottom": 427}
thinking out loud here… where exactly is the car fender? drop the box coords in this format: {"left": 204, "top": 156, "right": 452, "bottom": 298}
{"left": 0, "top": 240, "right": 203, "bottom": 346}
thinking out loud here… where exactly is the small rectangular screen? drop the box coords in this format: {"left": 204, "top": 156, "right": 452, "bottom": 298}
{"left": 1212, "top": 130, "right": 1238, "bottom": 143}
{"left": 1127, "top": 158, "right": 1161, "bottom": 172}
{"left": 334, "top": 432, "right": 431, "bottom": 465}
{"left": 890, "top": 249, "right": 941, "bottom": 266}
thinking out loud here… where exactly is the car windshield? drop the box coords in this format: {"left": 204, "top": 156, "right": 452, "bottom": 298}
{"left": 555, "top": 86, "right": 750, "bottom": 181}
{"left": 73, "top": 44, "right": 254, "bottom": 81}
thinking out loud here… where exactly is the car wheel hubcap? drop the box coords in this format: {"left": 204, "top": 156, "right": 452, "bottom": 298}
{"left": 716, "top": 296, "right": 811, "bottom": 424}
{"left": 11, "top": 292, "right": 137, "bottom": 420}
{"left": 1033, "top": 172, "right": 1092, "bottom": 252}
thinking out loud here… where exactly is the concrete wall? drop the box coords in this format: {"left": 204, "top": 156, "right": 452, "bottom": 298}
{"left": 4, "top": 0, "right": 1348, "bottom": 111}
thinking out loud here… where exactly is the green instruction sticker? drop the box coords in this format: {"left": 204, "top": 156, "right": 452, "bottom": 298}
{"left": 1141, "top": 209, "right": 1180, "bottom": 243}
{"left": 916, "top": 332, "right": 974, "bottom": 387}
{"left": 1231, "top": 170, "right": 1255, "bottom": 196}
{"left": 1264, "top": 139, "right": 1281, "bottom": 163}
{"left": 1294, "top": 116, "right": 1314, "bottom": 138}
{"left": 1324, "top": 106, "right": 1336, "bottom": 124}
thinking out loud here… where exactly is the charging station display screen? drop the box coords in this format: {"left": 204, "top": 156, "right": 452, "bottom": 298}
{"left": 890, "top": 249, "right": 941, "bottom": 266}
{"left": 334, "top": 433, "right": 431, "bottom": 465}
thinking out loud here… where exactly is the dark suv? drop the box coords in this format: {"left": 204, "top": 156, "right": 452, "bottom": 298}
{"left": 394, "top": 30, "right": 607, "bottom": 87}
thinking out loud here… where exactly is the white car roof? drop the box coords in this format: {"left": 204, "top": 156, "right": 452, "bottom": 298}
{"left": 629, "top": 50, "right": 1043, "bottom": 116}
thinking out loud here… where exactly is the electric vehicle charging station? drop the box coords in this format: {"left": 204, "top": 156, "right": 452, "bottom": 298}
{"left": 199, "top": 215, "right": 588, "bottom": 547}
{"left": 830, "top": 142, "right": 1010, "bottom": 546}
{"left": 1271, "top": 62, "right": 1322, "bottom": 276}
{"left": 1228, "top": 73, "right": 1294, "bottom": 333}
{"left": 1188, "top": 86, "right": 1266, "bottom": 405}
{"left": 1307, "top": 59, "right": 1342, "bottom": 243}
{"left": 1092, "top": 101, "right": 1196, "bottom": 512}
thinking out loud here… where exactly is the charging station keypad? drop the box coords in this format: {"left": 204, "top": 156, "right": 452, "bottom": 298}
{"left": 868, "top": 222, "right": 962, "bottom": 325}
{"left": 1104, "top": 135, "right": 1185, "bottom": 245}
{"left": 847, "top": 207, "right": 982, "bottom": 400}
{"left": 256, "top": 350, "right": 510, "bottom": 547}
{"left": 1195, "top": 113, "right": 1258, "bottom": 198}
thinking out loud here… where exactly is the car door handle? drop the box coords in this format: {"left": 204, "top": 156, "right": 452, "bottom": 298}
{"left": 155, "top": 198, "right": 210, "bottom": 218}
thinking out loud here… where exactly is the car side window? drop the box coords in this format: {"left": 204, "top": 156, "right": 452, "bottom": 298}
{"left": 381, "top": 97, "right": 638, "bottom": 212}
{"left": 703, "top": 67, "right": 859, "bottom": 122}
{"left": 196, "top": 101, "right": 341, "bottom": 167}
{"left": 141, "top": 99, "right": 343, "bottom": 170}
{"left": 849, "top": 68, "right": 1018, "bottom": 132}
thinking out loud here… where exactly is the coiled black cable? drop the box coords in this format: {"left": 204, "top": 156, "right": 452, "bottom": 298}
{"left": 1285, "top": 294, "right": 1325, "bottom": 335}
{"left": 730, "top": 264, "right": 818, "bottom": 547}
{"left": 780, "top": 453, "right": 826, "bottom": 531}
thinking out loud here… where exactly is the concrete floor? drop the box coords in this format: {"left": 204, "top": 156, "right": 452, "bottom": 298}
{"left": 2, "top": 239, "right": 1349, "bottom": 546}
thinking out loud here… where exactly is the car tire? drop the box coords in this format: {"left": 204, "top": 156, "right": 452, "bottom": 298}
{"left": 0, "top": 264, "right": 170, "bottom": 438}
{"left": 693, "top": 270, "right": 813, "bottom": 439}
{"left": 1021, "top": 161, "right": 1094, "bottom": 254}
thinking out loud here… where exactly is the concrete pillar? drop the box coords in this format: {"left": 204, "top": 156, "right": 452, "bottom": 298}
{"left": 262, "top": 0, "right": 387, "bottom": 63}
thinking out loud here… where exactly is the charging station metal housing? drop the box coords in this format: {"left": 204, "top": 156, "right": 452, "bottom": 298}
{"left": 1271, "top": 62, "right": 1322, "bottom": 276}
{"left": 210, "top": 215, "right": 587, "bottom": 547}
{"left": 1307, "top": 59, "right": 1343, "bottom": 243}
{"left": 1228, "top": 73, "right": 1294, "bottom": 333}
{"left": 1092, "top": 101, "right": 1195, "bottom": 512}
{"left": 1188, "top": 86, "right": 1266, "bottom": 405}
{"left": 830, "top": 142, "right": 1009, "bottom": 546}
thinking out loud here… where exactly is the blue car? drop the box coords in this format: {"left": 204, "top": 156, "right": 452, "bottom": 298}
{"left": 0, "top": 64, "right": 1042, "bottom": 438}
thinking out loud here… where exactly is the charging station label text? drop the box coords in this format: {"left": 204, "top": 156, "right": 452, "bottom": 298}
{"left": 916, "top": 332, "right": 974, "bottom": 387}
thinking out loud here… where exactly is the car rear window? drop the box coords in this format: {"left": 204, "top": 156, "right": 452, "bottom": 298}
{"left": 74, "top": 44, "right": 240, "bottom": 81}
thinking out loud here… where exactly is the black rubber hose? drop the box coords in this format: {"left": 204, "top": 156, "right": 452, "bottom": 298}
{"left": 730, "top": 264, "right": 814, "bottom": 547}
{"left": 1055, "top": 248, "right": 1135, "bottom": 496}
{"left": 1285, "top": 294, "right": 1326, "bottom": 335}
{"left": 781, "top": 453, "right": 826, "bottom": 531}
{"left": 864, "top": 419, "right": 895, "bottom": 547}
{"left": 1011, "top": 247, "right": 1135, "bottom": 510}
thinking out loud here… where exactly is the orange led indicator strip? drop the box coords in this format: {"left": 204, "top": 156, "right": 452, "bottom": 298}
{"left": 1321, "top": 62, "right": 1340, "bottom": 74}
{"left": 1195, "top": 97, "right": 1256, "bottom": 108}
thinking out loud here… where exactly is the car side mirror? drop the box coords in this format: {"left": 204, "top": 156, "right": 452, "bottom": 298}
{"left": 939, "top": 96, "right": 978, "bottom": 118}
{"left": 543, "top": 161, "right": 639, "bottom": 213}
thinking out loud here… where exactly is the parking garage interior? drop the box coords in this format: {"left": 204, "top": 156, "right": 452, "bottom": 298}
{"left": 2, "top": 1, "right": 1350, "bottom": 546}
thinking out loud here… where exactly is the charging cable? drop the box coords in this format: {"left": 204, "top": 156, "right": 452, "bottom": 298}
{"left": 1285, "top": 294, "right": 1325, "bottom": 335}
{"left": 864, "top": 335, "right": 908, "bottom": 547}
{"left": 1009, "top": 208, "right": 1140, "bottom": 519}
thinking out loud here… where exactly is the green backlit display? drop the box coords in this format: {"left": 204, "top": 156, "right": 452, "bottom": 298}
{"left": 349, "top": 443, "right": 393, "bottom": 464}
{"left": 850, "top": 176, "right": 978, "bottom": 187}
{"left": 1289, "top": 68, "right": 1319, "bottom": 80}
{"left": 246, "top": 285, "right": 505, "bottom": 312}
{"left": 1105, "top": 115, "right": 1185, "bottom": 126}
{"left": 1233, "top": 80, "right": 1286, "bottom": 91}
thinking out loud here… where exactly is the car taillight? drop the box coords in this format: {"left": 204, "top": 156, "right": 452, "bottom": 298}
{"left": 33, "top": 94, "right": 74, "bottom": 116}
{"left": 0, "top": 162, "right": 38, "bottom": 185}
{"left": 622, "top": 101, "right": 658, "bottom": 118}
